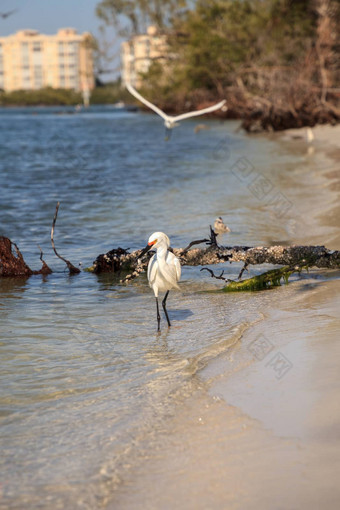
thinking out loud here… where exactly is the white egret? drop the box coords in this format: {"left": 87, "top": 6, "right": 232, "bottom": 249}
{"left": 139, "top": 232, "right": 181, "bottom": 331}
{"left": 126, "top": 83, "right": 227, "bottom": 136}
{"left": 214, "top": 217, "right": 230, "bottom": 234}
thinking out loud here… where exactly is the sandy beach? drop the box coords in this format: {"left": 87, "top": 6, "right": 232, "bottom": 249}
{"left": 109, "top": 124, "right": 340, "bottom": 510}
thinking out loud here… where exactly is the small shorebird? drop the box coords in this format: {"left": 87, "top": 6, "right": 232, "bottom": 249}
{"left": 139, "top": 232, "right": 181, "bottom": 331}
{"left": 214, "top": 217, "right": 230, "bottom": 234}
{"left": 291, "top": 127, "right": 314, "bottom": 142}
{"left": 306, "top": 127, "right": 314, "bottom": 143}
{"left": 126, "top": 82, "right": 227, "bottom": 136}
{"left": 0, "top": 9, "right": 18, "bottom": 19}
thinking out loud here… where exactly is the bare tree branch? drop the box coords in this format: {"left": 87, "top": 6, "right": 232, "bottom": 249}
{"left": 51, "top": 202, "right": 80, "bottom": 274}
{"left": 37, "top": 245, "right": 52, "bottom": 275}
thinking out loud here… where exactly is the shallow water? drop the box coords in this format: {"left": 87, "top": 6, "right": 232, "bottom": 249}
{"left": 0, "top": 107, "right": 339, "bottom": 508}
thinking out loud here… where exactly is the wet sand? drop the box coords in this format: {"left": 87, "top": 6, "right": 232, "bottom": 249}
{"left": 109, "top": 125, "right": 340, "bottom": 510}
{"left": 111, "top": 276, "right": 340, "bottom": 510}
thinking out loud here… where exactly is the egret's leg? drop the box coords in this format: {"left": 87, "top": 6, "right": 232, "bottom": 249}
{"left": 164, "top": 128, "right": 172, "bottom": 141}
{"left": 156, "top": 298, "right": 161, "bottom": 331}
{"left": 162, "top": 291, "right": 171, "bottom": 328}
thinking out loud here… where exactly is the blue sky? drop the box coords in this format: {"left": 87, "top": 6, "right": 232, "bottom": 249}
{"left": 0, "top": 0, "right": 121, "bottom": 79}
{"left": 0, "top": 0, "right": 103, "bottom": 36}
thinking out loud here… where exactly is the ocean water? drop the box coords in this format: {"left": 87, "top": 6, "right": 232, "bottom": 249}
{"left": 0, "top": 106, "right": 339, "bottom": 509}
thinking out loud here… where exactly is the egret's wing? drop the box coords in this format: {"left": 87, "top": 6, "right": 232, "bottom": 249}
{"left": 172, "top": 100, "right": 227, "bottom": 123}
{"left": 147, "top": 254, "right": 157, "bottom": 285}
{"left": 162, "top": 252, "right": 181, "bottom": 289}
{"left": 126, "top": 83, "right": 169, "bottom": 122}
{"left": 174, "top": 255, "right": 181, "bottom": 283}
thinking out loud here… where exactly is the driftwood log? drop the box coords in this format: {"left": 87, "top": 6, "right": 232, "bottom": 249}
{"left": 1, "top": 235, "right": 339, "bottom": 283}
{"left": 90, "top": 239, "right": 340, "bottom": 277}
{"left": 1, "top": 203, "right": 339, "bottom": 283}
{"left": 88, "top": 239, "right": 339, "bottom": 291}
{"left": 0, "top": 236, "right": 52, "bottom": 277}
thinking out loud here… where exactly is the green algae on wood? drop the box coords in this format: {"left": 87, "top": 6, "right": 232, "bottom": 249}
{"left": 222, "top": 266, "right": 297, "bottom": 292}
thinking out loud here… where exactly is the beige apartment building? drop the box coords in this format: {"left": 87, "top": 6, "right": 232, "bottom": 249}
{"left": 0, "top": 28, "right": 94, "bottom": 92}
{"left": 121, "top": 26, "right": 167, "bottom": 88}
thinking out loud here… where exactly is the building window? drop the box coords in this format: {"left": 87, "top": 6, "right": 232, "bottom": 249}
{"left": 34, "top": 65, "right": 43, "bottom": 89}
{"left": 68, "top": 74, "right": 79, "bottom": 89}
{"left": 32, "top": 44, "right": 42, "bottom": 66}
{"left": 68, "top": 41, "right": 78, "bottom": 54}
{"left": 23, "top": 76, "right": 31, "bottom": 89}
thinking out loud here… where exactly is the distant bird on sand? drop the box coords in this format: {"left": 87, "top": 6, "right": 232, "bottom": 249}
{"left": 214, "top": 217, "right": 231, "bottom": 234}
{"left": 291, "top": 127, "right": 314, "bottom": 142}
{"left": 289, "top": 126, "right": 315, "bottom": 154}
{"left": 139, "top": 232, "right": 181, "bottom": 332}
{"left": 126, "top": 82, "right": 227, "bottom": 137}
{"left": 306, "top": 127, "right": 314, "bottom": 143}
{"left": 0, "top": 9, "right": 18, "bottom": 19}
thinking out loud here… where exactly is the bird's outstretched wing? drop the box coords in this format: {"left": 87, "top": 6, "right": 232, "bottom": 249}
{"left": 172, "top": 100, "right": 227, "bottom": 123}
{"left": 126, "top": 83, "right": 169, "bottom": 122}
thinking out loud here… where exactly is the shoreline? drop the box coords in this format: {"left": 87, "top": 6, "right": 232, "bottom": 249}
{"left": 0, "top": 100, "right": 339, "bottom": 134}
{"left": 110, "top": 273, "right": 340, "bottom": 510}
{"left": 107, "top": 123, "right": 340, "bottom": 509}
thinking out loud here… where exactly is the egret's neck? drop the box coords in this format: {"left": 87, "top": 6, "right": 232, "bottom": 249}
{"left": 156, "top": 245, "right": 168, "bottom": 259}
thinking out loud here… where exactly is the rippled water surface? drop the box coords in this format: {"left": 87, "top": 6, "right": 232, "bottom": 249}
{"left": 0, "top": 106, "right": 339, "bottom": 508}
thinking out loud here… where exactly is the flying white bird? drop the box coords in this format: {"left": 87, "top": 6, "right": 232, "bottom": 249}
{"left": 126, "top": 82, "right": 227, "bottom": 135}
{"left": 214, "top": 217, "right": 231, "bottom": 234}
{"left": 139, "top": 232, "right": 181, "bottom": 331}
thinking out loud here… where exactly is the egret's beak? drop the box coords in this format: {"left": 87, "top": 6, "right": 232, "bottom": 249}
{"left": 139, "top": 240, "right": 156, "bottom": 259}
{"left": 139, "top": 244, "right": 152, "bottom": 258}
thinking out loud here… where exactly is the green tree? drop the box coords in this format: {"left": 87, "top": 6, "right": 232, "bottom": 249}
{"left": 96, "top": 0, "right": 188, "bottom": 35}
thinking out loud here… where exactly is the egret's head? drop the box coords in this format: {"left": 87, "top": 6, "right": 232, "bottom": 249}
{"left": 147, "top": 232, "right": 170, "bottom": 250}
{"left": 139, "top": 232, "right": 170, "bottom": 258}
